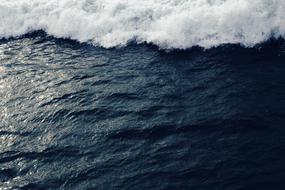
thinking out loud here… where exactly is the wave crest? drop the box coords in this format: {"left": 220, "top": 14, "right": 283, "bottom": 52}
{"left": 1, "top": 0, "right": 285, "bottom": 49}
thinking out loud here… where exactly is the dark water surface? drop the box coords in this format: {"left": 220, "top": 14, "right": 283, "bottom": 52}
{"left": 1, "top": 34, "right": 285, "bottom": 189}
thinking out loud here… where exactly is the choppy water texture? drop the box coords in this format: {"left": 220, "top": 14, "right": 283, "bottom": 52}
{"left": 1, "top": 33, "right": 285, "bottom": 189}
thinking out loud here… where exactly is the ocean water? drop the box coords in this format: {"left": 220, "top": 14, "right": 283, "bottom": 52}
{"left": 1, "top": 0, "right": 285, "bottom": 190}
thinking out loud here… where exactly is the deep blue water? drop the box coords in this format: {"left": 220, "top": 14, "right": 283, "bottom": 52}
{"left": 1, "top": 33, "right": 285, "bottom": 189}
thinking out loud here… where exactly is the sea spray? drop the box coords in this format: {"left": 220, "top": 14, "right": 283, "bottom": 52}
{"left": 1, "top": 0, "right": 285, "bottom": 49}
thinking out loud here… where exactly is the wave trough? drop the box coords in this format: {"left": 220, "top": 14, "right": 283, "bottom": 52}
{"left": 1, "top": 0, "right": 285, "bottom": 49}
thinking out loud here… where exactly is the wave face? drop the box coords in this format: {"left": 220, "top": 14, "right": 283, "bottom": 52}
{"left": 1, "top": 0, "right": 285, "bottom": 49}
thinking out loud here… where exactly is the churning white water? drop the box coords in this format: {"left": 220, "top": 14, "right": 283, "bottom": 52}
{"left": 1, "top": 0, "right": 285, "bottom": 49}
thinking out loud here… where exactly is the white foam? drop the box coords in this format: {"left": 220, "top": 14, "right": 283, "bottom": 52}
{"left": 1, "top": 0, "right": 285, "bottom": 49}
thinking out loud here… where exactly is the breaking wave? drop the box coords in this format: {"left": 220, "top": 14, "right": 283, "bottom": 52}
{"left": 1, "top": 0, "right": 285, "bottom": 49}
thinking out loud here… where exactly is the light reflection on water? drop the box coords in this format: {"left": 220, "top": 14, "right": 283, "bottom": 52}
{"left": 0, "top": 35, "right": 285, "bottom": 189}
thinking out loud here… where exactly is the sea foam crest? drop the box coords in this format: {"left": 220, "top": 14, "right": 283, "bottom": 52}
{"left": 0, "top": 0, "right": 285, "bottom": 49}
